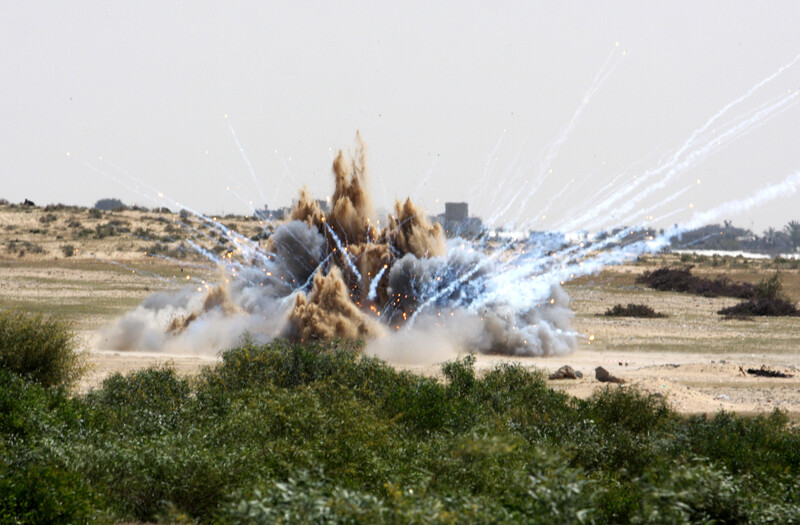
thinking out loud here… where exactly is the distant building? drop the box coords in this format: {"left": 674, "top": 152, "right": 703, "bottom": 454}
{"left": 433, "top": 202, "right": 483, "bottom": 238}
{"left": 445, "top": 202, "right": 468, "bottom": 222}
{"left": 257, "top": 205, "right": 290, "bottom": 221}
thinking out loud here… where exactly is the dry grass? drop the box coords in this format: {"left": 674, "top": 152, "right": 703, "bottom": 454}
{"left": 0, "top": 202, "right": 268, "bottom": 262}
{"left": 566, "top": 258, "right": 800, "bottom": 355}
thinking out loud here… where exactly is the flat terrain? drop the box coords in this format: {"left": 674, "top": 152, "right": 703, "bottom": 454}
{"left": 2, "top": 203, "right": 800, "bottom": 416}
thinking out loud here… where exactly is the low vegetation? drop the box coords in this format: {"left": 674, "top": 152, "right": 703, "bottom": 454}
{"left": 719, "top": 298, "right": 800, "bottom": 318}
{"left": 719, "top": 273, "right": 800, "bottom": 318}
{"left": 604, "top": 303, "right": 667, "bottom": 318}
{"left": 0, "top": 201, "right": 267, "bottom": 261}
{"left": 5, "top": 239, "right": 44, "bottom": 256}
{"left": 93, "top": 198, "right": 126, "bottom": 211}
{"left": 1, "top": 332, "right": 799, "bottom": 523}
{"left": 636, "top": 266, "right": 755, "bottom": 298}
{"left": 0, "top": 309, "right": 84, "bottom": 389}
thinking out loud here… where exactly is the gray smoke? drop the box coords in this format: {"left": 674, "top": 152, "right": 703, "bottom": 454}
{"left": 100, "top": 149, "right": 578, "bottom": 360}
{"left": 381, "top": 241, "right": 576, "bottom": 357}
{"left": 99, "top": 222, "right": 322, "bottom": 354}
{"left": 101, "top": 225, "right": 576, "bottom": 358}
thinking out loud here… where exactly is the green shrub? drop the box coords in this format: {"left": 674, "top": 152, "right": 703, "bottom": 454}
{"left": 60, "top": 244, "right": 75, "bottom": 257}
{"left": 635, "top": 461, "right": 750, "bottom": 524}
{"left": 7, "top": 240, "right": 45, "bottom": 255}
{"left": 718, "top": 297, "right": 799, "bottom": 318}
{"left": 478, "top": 363, "right": 575, "bottom": 442}
{"left": 221, "top": 457, "right": 596, "bottom": 525}
{"left": 38, "top": 213, "right": 57, "bottom": 224}
{"left": 583, "top": 386, "right": 674, "bottom": 435}
{"left": 681, "top": 410, "right": 800, "bottom": 479}
{"left": 604, "top": 303, "right": 667, "bottom": 318}
{"left": 637, "top": 267, "right": 754, "bottom": 298}
{"left": 0, "top": 463, "right": 102, "bottom": 524}
{"left": 0, "top": 309, "right": 83, "bottom": 389}
{"left": 0, "top": 369, "right": 74, "bottom": 438}
{"left": 93, "top": 222, "right": 117, "bottom": 239}
{"left": 2, "top": 339, "right": 800, "bottom": 522}
{"left": 84, "top": 431, "right": 236, "bottom": 522}
{"left": 718, "top": 274, "right": 799, "bottom": 317}
{"left": 85, "top": 366, "right": 191, "bottom": 434}
{"left": 0, "top": 370, "right": 102, "bottom": 522}
{"left": 754, "top": 272, "right": 784, "bottom": 300}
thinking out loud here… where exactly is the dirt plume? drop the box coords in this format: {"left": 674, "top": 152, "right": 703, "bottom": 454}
{"left": 167, "top": 283, "right": 241, "bottom": 335}
{"left": 385, "top": 198, "right": 446, "bottom": 258}
{"left": 103, "top": 134, "right": 577, "bottom": 360}
{"left": 288, "top": 267, "right": 384, "bottom": 341}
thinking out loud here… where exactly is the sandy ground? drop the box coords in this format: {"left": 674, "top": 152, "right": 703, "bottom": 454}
{"left": 78, "top": 349, "right": 218, "bottom": 394}
{"left": 77, "top": 338, "right": 800, "bottom": 416}
{"left": 2, "top": 204, "right": 800, "bottom": 417}
{"left": 437, "top": 350, "right": 799, "bottom": 416}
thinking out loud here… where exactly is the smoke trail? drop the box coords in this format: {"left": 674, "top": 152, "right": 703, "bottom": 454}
{"left": 484, "top": 44, "right": 625, "bottom": 228}
{"left": 559, "top": 54, "right": 800, "bottom": 233}
{"left": 226, "top": 116, "right": 269, "bottom": 208}
{"left": 101, "top": 120, "right": 800, "bottom": 363}
{"left": 101, "top": 133, "right": 578, "bottom": 358}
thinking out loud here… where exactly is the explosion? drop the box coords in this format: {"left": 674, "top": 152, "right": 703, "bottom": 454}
{"left": 97, "top": 52, "right": 800, "bottom": 360}
{"left": 103, "top": 134, "right": 576, "bottom": 357}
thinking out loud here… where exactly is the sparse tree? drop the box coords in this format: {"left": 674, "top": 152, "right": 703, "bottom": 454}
{"left": 784, "top": 220, "right": 800, "bottom": 251}
{"left": 94, "top": 198, "right": 125, "bottom": 211}
{"left": 763, "top": 227, "right": 777, "bottom": 246}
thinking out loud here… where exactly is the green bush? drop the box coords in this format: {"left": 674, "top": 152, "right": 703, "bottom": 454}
{"left": 0, "top": 309, "right": 83, "bottom": 389}
{"left": 0, "top": 369, "right": 78, "bottom": 438}
{"left": 681, "top": 410, "right": 800, "bottom": 479}
{"left": 2, "top": 339, "right": 800, "bottom": 522}
{"left": 0, "top": 370, "right": 103, "bottom": 522}
{"left": 0, "top": 463, "right": 102, "bottom": 524}
{"left": 84, "top": 366, "right": 191, "bottom": 434}
{"left": 583, "top": 386, "right": 674, "bottom": 435}
{"left": 39, "top": 213, "right": 58, "bottom": 224}
{"left": 604, "top": 303, "right": 667, "bottom": 318}
{"left": 93, "top": 222, "right": 117, "bottom": 239}
{"left": 754, "top": 272, "right": 784, "bottom": 300}
{"left": 83, "top": 431, "right": 236, "bottom": 522}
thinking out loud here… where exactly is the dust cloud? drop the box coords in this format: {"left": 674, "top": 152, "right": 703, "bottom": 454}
{"left": 102, "top": 134, "right": 577, "bottom": 360}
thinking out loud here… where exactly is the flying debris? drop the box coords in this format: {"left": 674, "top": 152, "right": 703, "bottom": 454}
{"left": 102, "top": 119, "right": 800, "bottom": 358}
{"left": 103, "top": 134, "right": 577, "bottom": 357}
{"left": 99, "top": 52, "right": 800, "bottom": 360}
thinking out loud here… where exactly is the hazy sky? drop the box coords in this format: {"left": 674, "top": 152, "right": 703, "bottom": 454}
{"left": 3, "top": 1, "right": 800, "bottom": 232}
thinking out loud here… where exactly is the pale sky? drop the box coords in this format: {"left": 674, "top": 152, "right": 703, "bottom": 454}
{"left": 3, "top": 1, "right": 800, "bottom": 232}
